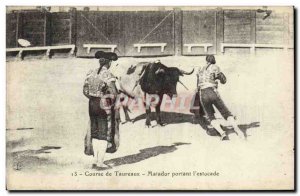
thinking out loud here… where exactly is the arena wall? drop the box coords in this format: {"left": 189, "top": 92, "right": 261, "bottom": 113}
{"left": 6, "top": 7, "right": 294, "bottom": 57}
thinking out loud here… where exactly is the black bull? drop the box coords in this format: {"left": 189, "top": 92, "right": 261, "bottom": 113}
{"left": 118, "top": 61, "right": 194, "bottom": 126}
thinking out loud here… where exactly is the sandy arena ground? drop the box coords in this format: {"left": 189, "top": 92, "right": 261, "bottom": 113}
{"left": 6, "top": 51, "right": 294, "bottom": 190}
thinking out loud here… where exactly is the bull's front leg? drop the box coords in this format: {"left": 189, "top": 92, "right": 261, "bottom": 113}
{"left": 155, "top": 94, "right": 164, "bottom": 126}
{"left": 145, "top": 106, "right": 151, "bottom": 127}
{"left": 144, "top": 92, "right": 152, "bottom": 127}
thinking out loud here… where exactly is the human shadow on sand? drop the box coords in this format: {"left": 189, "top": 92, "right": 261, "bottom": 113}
{"left": 98, "top": 142, "right": 190, "bottom": 170}
{"left": 7, "top": 138, "right": 28, "bottom": 149}
{"left": 132, "top": 112, "right": 259, "bottom": 139}
{"left": 11, "top": 146, "right": 62, "bottom": 157}
{"left": 9, "top": 146, "right": 62, "bottom": 171}
{"left": 204, "top": 121, "right": 260, "bottom": 137}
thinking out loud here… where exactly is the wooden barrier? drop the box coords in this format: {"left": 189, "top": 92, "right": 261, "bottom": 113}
{"left": 184, "top": 43, "right": 213, "bottom": 53}
{"left": 221, "top": 43, "right": 294, "bottom": 54}
{"left": 221, "top": 43, "right": 255, "bottom": 53}
{"left": 83, "top": 44, "right": 117, "bottom": 53}
{"left": 6, "top": 45, "right": 76, "bottom": 59}
{"left": 255, "top": 44, "right": 294, "bottom": 51}
{"left": 6, "top": 9, "right": 294, "bottom": 57}
{"left": 133, "top": 43, "right": 167, "bottom": 53}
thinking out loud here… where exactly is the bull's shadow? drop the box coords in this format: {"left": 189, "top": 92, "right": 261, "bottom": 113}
{"left": 98, "top": 142, "right": 190, "bottom": 170}
{"left": 132, "top": 111, "right": 194, "bottom": 124}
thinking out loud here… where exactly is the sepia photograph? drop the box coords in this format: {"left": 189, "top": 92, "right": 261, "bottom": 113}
{"left": 5, "top": 5, "right": 294, "bottom": 190}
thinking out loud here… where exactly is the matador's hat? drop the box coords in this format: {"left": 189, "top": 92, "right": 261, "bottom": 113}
{"left": 95, "top": 51, "right": 118, "bottom": 61}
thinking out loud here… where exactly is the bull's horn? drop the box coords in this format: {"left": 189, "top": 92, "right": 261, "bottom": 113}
{"left": 179, "top": 68, "right": 194, "bottom": 75}
{"left": 178, "top": 80, "right": 189, "bottom": 90}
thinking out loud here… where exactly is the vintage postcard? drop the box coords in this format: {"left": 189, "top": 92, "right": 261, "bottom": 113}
{"left": 6, "top": 6, "right": 294, "bottom": 190}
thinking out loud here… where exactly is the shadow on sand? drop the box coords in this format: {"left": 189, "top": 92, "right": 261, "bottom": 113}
{"left": 132, "top": 112, "right": 194, "bottom": 124}
{"left": 133, "top": 111, "right": 260, "bottom": 137}
{"left": 205, "top": 121, "right": 260, "bottom": 138}
{"left": 9, "top": 146, "right": 62, "bottom": 171}
{"left": 97, "top": 142, "right": 190, "bottom": 170}
{"left": 11, "top": 146, "right": 62, "bottom": 157}
{"left": 7, "top": 138, "right": 28, "bottom": 149}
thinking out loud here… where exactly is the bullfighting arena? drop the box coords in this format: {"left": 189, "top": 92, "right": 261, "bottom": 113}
{"left": 6, "top": 52, "right": 294, "bottom": 190}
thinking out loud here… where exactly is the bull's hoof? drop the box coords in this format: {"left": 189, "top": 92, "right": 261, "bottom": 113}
{"left": 145, "top": 122, "right": 151, "bottom": 128}
{"left": 145, "top": 124, "right": 151, "bottom": 128}
{"left": 145, "top": 119, "right": 151, "bottom": 126}
{"left": 156, "top": 120, "right": 165, "bottom": 126}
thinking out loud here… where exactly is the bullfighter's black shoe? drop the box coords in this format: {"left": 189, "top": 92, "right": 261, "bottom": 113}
{"left": 92, "top": 164, "right": 109, "bottom": 171}
{"left": 220, "top": 133, "right": 229, "bottom": 141}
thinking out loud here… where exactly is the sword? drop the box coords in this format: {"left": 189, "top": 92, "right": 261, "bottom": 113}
{"left": 178, "top": 80, "right": 189, "bottom": 90}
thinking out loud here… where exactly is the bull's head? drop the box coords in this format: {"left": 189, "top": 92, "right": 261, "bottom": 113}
{"left": 154, "top": 64, "right": 194, "bottom": 98}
